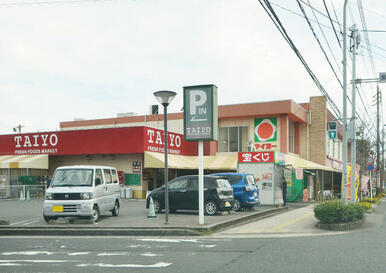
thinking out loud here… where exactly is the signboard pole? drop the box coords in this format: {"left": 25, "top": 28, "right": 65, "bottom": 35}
{"left": 183, "top": 84, "right": 218, "bottom": 225}
{"left": 198, "top": 141, "right": 204, "bottom": 225}
{"left": 370, "top": 171, "right": 373, "bottom": 203}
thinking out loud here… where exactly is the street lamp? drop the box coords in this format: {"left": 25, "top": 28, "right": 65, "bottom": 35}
{"left": 153, "top": 90, "right": 177, "bottom": 224}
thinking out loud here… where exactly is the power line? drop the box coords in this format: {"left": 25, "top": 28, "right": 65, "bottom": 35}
{"left": 357, "top": 0, "right": 377, "bottom": 77}
{"left": 258, "top": 0, "right": 342, "bottom": 119}
{"left": 296, "top": 0, "right": 343, "bottom": 88}
{"left": 260, "top": 0, "right": 378, "bottom": 139}
{"left": 323, "top": 0, "right": 341, "bottom": 48}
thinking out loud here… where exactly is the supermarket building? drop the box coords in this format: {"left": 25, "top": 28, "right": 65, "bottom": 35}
{"left": 0, "top": 96, "right": 343, "bottom": 201}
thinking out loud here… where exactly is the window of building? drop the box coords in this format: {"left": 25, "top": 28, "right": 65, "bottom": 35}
{"left": 289, "top": 121, "right": 295, "bottom": 153}
{"left": 218, "top": 126, "right": 248, "bottom": 152}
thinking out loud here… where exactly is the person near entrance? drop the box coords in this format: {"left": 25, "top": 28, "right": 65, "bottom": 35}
{"left": 282, "top": 176, "right": 287, "bottom": 206}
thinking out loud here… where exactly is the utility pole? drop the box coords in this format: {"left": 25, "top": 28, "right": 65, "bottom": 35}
{"left": 376, "top": 86, "right": 381, "bottom": 194}
{"left": 342, "top": 0, "right": 349, "bottom": 205}
{"left": 350, "top": 25, "right": 358, "bottom": 204}
{"left": 380, "top": 124, "right": 385, "bottom": 193}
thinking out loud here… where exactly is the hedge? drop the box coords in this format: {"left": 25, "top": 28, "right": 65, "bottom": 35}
{"left": 314, "top": 200, "right": 366, "bottom": 224}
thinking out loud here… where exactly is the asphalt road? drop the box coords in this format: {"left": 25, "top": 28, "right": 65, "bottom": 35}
{"left": 0, "top": 200, "right": 384, "bottom": 273}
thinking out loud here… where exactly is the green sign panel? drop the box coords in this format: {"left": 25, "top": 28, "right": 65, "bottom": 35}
{"left": 183, "top": 85, "right": 218, "bottom": 141}
{"left": 254, "top": 117, "right": 277, "bottom": 142}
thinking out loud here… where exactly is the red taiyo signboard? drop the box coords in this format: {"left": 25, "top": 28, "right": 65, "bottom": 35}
{"left": 0, "top": 126, "right": 197, "bottom": 156}
{"left": 144, "top": 127, "right": 197, "bottom": 156}
{"left": 238, "top": 152, "right": 275, "bottom": 163}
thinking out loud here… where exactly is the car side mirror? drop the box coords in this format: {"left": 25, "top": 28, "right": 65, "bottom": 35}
{"left": 95, "top": 178, "right": 102, "bottom": 186}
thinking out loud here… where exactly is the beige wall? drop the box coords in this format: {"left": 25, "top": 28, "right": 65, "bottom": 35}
{"left": 308, "top": 96, "right": 327, "bottom": 165}
{"left": 299, "top": 123, "right": 309, "bottom": 159}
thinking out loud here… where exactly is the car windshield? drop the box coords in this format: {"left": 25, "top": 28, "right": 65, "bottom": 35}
{"left": 216, "top": 179, "right": 231, "bottom": 189}
{"left": 51, "top": 169, "right": 93, "bottom": 187}
{"left": 224, "top": 175, "right": 242, "bottom": 185}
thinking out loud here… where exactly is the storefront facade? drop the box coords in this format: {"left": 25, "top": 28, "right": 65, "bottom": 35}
{"left": 0, "top": 96, "right": 344, "bottom": 201}
{"left": 0, "top": 126, "right": 203, "bottom": 198}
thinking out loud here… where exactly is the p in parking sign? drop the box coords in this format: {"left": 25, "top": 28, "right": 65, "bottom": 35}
{"left": 183, "top": 85, "right": 218, "bottom": 141}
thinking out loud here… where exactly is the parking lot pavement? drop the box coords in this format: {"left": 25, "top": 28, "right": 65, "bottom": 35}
{"left": 0, "top": 198, "right": 288, "bottom": 236}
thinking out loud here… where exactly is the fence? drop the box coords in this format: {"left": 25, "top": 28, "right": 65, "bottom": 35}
{"left": 0, "top": 184, "right": 46, "bottom": 200}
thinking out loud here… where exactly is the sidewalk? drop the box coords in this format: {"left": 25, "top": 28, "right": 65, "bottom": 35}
{"left": 0, "top": 199, "right": 289, "bottom": 236}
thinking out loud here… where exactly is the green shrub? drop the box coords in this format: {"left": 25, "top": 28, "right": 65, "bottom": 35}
{"left": 358, "top": 202, "right": 372, "bottom": 211}
{"left": 364, "top": 194, "right": 382, "bottom": 203}
{"left": 314, "top": 200, "right": 366, "bottom": 224}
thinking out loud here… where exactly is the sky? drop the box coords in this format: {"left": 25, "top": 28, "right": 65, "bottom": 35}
{"left": 0, "top": 0, "right": 385, "bottom": 137}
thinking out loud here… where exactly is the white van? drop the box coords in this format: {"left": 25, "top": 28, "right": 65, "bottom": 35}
{"left": 43, "top": 165, "right": 120, "bottom": 222}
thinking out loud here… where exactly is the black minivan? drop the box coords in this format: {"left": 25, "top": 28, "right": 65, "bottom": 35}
{"left": 146, "top": 175, "right": 234, "bottom": 216}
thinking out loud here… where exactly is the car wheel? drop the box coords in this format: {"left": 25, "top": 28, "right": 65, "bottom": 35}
{"left": 111, "top": 200, "right": 120, "bottom": 216}
{"left": 91, "top": 205, "right": 100, "bottom": 222}
{"left": 152, "top": 198, "right": 162, "bottom": 214}
{"left": 204, "top": 200, "right": 218, "bottom": 216}
{"left": 233, "top": 198, "right": 243, "bottom": 212}
{"left": 43, "top": 215, "right": 57, "bottom": 223}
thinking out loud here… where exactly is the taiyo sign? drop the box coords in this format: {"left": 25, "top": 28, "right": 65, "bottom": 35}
{"left": 255, "top": 117, "right": 277, "bottom": 142}
{"left": 183, "top": 85, "right": 218, "bottom": 141}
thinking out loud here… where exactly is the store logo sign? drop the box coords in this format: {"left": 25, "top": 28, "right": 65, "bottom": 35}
{"left": 14, "top": 134, "right": 58, "bottom": 148}
{"left": 13, "top": 133, "right": 59, "bottom": 155}
{"left": 254, "top": 117, "right": 277, "bottom": 142}
{"left": 145, "top": 128, "right": 182, "bottom": 155}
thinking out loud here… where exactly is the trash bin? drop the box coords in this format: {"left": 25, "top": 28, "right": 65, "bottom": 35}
{"left": 125, "top": 187, "right": 133, "bottom": 199}
{"left": 120, "top": 187, "right": 126, "bottom": 199}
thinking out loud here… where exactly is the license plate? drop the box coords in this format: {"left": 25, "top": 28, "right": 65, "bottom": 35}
{"left": 225, "top": 201, "right": 231, "bottom": 207}
{"left": 52, "top": 206, "right": 63, "bottom": 212}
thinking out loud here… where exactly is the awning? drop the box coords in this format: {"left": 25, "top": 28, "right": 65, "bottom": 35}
{"left": 0, "top": 155, "right": 49, "bottom": 169}
{"left": 277, "top": 152, "right": 340, "bottom": 172}
{"left": 144, "top": 152, "right": 237, "bottom": 170}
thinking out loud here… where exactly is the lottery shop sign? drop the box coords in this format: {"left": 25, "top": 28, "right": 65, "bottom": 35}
{"left": 238, "top": 152, "right": 275, "bottom": 163}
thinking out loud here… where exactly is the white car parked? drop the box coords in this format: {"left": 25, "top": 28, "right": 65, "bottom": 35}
{"left": 43, "top": 165, "right": 120, "bottom": 222}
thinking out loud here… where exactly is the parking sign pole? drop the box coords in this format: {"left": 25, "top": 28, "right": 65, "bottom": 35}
{"left": 199, "top": 141, "right": 204, "bottom": 225}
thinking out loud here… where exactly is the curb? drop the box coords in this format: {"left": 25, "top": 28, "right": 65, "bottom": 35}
{"left": 316, "top": 218, "right": 365, "bottom": 231}
{"left": 0, "top": 207, "right": 288, "bottom": 237}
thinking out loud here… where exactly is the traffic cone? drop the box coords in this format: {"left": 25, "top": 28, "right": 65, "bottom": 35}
{"left": 147, "top": 197, "right": 157, "bottom": 218}
{"left": 19, "top": 190, "right": 25, "bottom": 201}
{"left": 26, "top": 191, "right": 31, "bottom": 201}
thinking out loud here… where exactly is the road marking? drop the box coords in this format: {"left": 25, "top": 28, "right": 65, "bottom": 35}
{"left": 0, "top": 259, "right": 79, "bottom": 263}
{"left": 270, "top": 212, "right": 314, "bottom": 232}
{"left": 76, "top": 262, "right": 172, "bottom": 268}
{"left": 10, "top": 218, "right": 40, "bottom": 226}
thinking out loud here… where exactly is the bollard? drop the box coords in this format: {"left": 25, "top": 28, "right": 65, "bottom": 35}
{"left": 19, "top": 190, "right": 25, "bottom": 201}
{"left": 26, "top": 190, "right": 31, "bottom": 201}
{"left": 147, "top": 197, "right": 158, "bottom": 218}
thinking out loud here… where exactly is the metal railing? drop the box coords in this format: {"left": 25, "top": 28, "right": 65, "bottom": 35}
{"left": 0, "top": 185, "right": 46, "bottom": 200}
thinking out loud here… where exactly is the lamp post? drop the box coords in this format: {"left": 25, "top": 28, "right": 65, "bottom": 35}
{"left": 153, "top": 90, "right": 177, "bottom": 224}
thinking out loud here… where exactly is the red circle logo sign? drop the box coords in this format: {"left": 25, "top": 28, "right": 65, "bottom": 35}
{"left": 255, "top": 119, "right": 276, "bottom": 141}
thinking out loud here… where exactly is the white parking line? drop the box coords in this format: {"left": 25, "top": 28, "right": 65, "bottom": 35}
{"left": 10, "top": 218, "right": 40, "bottom": 226}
